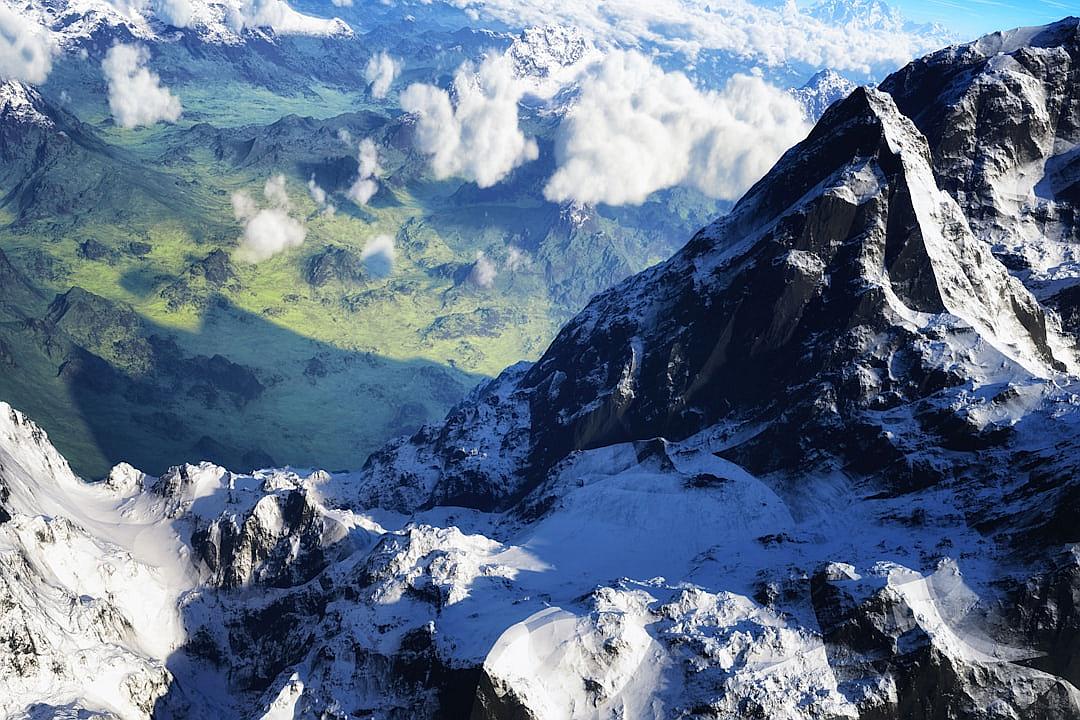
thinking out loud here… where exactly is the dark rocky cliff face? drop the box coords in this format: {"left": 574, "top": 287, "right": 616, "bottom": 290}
{"left": 359, "top": 83, "right": 1071, "bottom": 513}
{"left": 519, "top": 88, "right": 1062, "bottom": 483}
{"left": 881, "top": 19, "right": 1080, "bottom": 297}
{"left": 332, "top": 24, "right": 1080, "bottom": 718}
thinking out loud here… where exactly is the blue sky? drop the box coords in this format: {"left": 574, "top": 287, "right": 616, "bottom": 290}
{"left": 890, "top": 0, "right": 1080, "bottom": 37}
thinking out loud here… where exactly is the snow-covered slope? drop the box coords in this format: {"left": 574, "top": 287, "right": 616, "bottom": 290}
{"left": 507, "top": 24, "right": 602, "bottom": 99}
{"left": 0, "top": 81, "right": 55, "bottom": 128}
{"left": 6, "top": 17, "right": 1080, "bottom": 720}
{"left": 10, "top": 0, "right": 351, "bottom": 49}
{"left": 790, "top": 68, "right": 857, "bottom": 119}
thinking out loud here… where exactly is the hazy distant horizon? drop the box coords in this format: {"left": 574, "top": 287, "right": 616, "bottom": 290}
{"left": 888, "top": 0, "right": 1078, "bottom": 37}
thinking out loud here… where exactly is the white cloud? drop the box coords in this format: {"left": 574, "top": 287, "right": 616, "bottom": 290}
{"left": 443, "top": 0, "right": 950, "bottom": 75}
{"left": 469, "top": 252, "right": 497, "bottom": 288}
{"left": 263, "top": 172, "right": 291, "bottom": 209}
{"left": 233, "top": 0, "right": 348, "bottom": 36}
{"left": 544, "top": 51, "right": 810, "bottom": 206}
{"left": 0, "top": 4, "right": 55, "bottom": 84}
{"left": 236, "top": 208, "right": 306, "bottom": 263}
{"left": 356, "top": 138, "right": 380, "bottom": 178}
{"left": 151, "top": 0, "right": 194, "bottom": 28}
{"left": 348, "top": 177, "right": 378, "bottom": 206}
{"left": 360, "top": 234, "right": 395, "bottom": 277}
{"left": 307, "top": 176, "right": 335, "bottom": 216}
{"left": 233, "top": 175, "right": 308, "bottom": 262}
{"left": 306, "top": 177, "right": 327, "bottom": 206}
{"left": 400, "top": 54, "right": 538, "bottom": 188}
{"left": 364, "top": 51, "right": 400, "bottom": 99}
{"left": 346, "top": 138, "right": 381, "bottom": 206}
{"left": 504, "top": 246, "right": 529, "bottom": 272}
{"left": 331, "top": 0, "right": 352, "bottom": 6}
{"left": 102, "top": 44, "right": 182, "bottom": 128}
{"left": 232, "top": 191, "right": 258, "bottom": 220}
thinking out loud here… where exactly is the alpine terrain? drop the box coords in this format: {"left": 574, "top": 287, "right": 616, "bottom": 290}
{"left": 4, "top": 12, "right": 1080, "bottom": 720}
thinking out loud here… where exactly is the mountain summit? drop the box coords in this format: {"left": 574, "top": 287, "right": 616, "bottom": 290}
{"left": 3, "top": 16, "right": 1080, "bottom": 720}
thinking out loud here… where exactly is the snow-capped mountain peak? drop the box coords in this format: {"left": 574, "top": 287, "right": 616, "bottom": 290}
{"left": 507, "top": 24, "right": 603, "bottom": 98}
{"left": 809, "top": 0, "right": 905, "bottom": 30}
{"left": 16, "top": 0, "right": 352, "bottom": 50}
{"left": 0, "top": 80, "right": 54, "bottom": 127}
{"left": 790, "top": 68, "right": 858, "bottom": 119}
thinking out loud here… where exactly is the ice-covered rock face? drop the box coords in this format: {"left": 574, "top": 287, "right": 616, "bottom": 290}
{"left": 882, "top": 18, "right": 1080, "bottom": 296}
{"left": 0, "top": 81, "right": 55, "bottom": 129}
{"left": 791, "top": 68, "right": 858, "bottom": 119}
{"left": 505, "top": 24, "right": 603, "bottom": 101}
{"left": 508, "top": 25, "right": 595, "bottom": 81}
{"left": 360, "top": 84, "right": 1072, "bottom": 512}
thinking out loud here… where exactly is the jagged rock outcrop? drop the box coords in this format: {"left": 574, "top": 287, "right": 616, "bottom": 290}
{"left": 791, "top": 68, "right": 858, "bottom": 119}
{"left": 881, "top": 18, "right": 1080, "bottom": 294}
{"left": 359, "top": 86, "right": 1073, "bottom": 511}
{"left": 305, "top": 245, "right": 367, "bottom": 288}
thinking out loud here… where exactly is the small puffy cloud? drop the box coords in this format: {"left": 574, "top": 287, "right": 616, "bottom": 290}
{"left": 504, "top": 246, "right": 529, "bottom": 272}
{"left": 337, "top": 128, "right": 353, "bottom": 145}
{"left": 544, "top": 51, "right": 810, "bottom": 206}
{"left": 469, "top": 252, "right": 497, "bottom": 288}
{"left": 357, "top": 138, "right": 380, "bottom": 177}
{"left": 234, "top": 175, "right": 308, "bottom": 262}
{"left": 348, "top": 177, "right": 378, "bottom": 206}
{"left": 263, "top": 172, "right": 290, "bottom": 209}
{"left": 364, "top": 51, "right": 400, "bottom": 99}
{"left": 151, "top": 0, "right": 194, "bottom": 28}
{"left": 346, "top": 138, "right": 381, "bottom": 206}
{"left": 102, "top": 44, "right": 182, "bottom": 128}
{"left": 306, "top": 177, "right": 327, "bottom": 206}
{"left": 400, "top": 54, "right": 538, "bottom": 188}
{"left": 331, "top": 0, "right": 352, "bottom": 5}
{"left": 307, "top": 176, "right": 335, "bottom": 215}
{"left": 232, "top": 191, "right": 257, "bottom": 220}
{"left": 0, "top": 5, "right": 55, "bottom": 84}
{"left": 360, "top": 234, "right": 395, "bottom": 277}
{"left": 237, "top": 208, "right": 306, "bottom": 263}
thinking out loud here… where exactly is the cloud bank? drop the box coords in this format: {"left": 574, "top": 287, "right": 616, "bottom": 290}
{"left": 444, "top": 0, "right": 949, "bottom": 75}
{"left": 364, "top": 51, "right": 400, "bottom": 99}
{"left": 346, "top": 138, "right": 381, "bottom": 206}
{"left": 544, "top": 51, "right": 810, "bottom": 206}
{"left": 400, "top": 54, "right": 538, "bottom": 188}
{"left": 361, "top": 235, "right": 395, "bottom": 277}
{"left": 102, "top": 44, "right": 183, "bottom": 128}
{"left": 233, "top": 174, "right": 307, "bottom": 263}
{"left": 0, "top": 5, "right": 55, "bottom": 84}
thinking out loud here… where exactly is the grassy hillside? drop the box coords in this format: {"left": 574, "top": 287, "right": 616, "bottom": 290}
{"left": 0, "top": 44, "right": 722, "bottom": 478}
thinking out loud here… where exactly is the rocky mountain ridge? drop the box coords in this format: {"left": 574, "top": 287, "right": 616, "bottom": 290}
{"left": 15, "top": 0, "right": 351, "bottom": 48}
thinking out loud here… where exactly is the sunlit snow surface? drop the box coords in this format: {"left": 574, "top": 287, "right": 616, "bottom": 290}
{"left": 1, "top": 383, "right": 1076, "bottom": 717}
